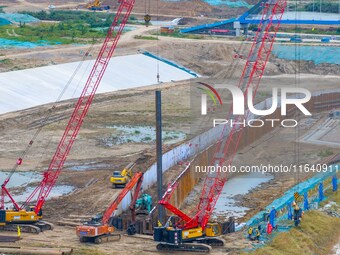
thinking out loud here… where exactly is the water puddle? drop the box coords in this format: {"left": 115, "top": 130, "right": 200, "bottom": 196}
{"left": 102, "top": 125, "right": 186, "bottom": 146}
{"left": 213, "top": 172, "right": 273, "bottom": 220}
{"left": 4, "top": 185, "right": 74, "bottom": 209}
{"left": 65, "top": 162, "right": 113, "bottom": 171}
{"left": 0, "top": 171, "right": 40, "bottom": 188}
{"left": 0, "top": 171, "right": 74, "bottom": 208}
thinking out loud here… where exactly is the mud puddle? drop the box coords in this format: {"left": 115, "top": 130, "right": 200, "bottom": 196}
{"left": 213, "top": 172, "right": 273, "bottom": 220}
{"left": 102, "top": 125, "right": 186, "bottom": 146}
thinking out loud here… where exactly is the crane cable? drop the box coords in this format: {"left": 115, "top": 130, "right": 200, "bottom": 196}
{"left": 144, "top": 0, "right": 151, "bottom": 26}
{"left": 294, "top": 1, "right": 301, "bottom": 193}
{"left": 156, "top": 0, "right": 160, "bottom": 85}
{"left": 3, "top": 43, "right": 96, "bottom": 184}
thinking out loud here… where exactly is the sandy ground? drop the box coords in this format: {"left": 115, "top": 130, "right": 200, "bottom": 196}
{"left": 1, "top": 4, "right": 340, "bottom": 254}
{"left": 4, "top": 0, "right": 246, "bottom": 19}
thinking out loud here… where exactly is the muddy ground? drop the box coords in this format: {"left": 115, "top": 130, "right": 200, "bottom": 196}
{"left": 0, "top": 10, "right": 340, "bottom": 255}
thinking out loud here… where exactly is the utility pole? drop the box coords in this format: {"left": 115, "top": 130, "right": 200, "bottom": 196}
{"left": 156, "top": 89, "right": 164, "bottom": 224}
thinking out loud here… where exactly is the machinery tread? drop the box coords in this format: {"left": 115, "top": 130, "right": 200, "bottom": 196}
{"left": 156, "top": 242, "right": 212, "bottom": 253}
{"left": 1, "top": 224, "right": 41, "bottom": 234}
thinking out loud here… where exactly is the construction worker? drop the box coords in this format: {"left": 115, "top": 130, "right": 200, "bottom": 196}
{"left": 292, "top": 201, "right": 302, "bottom": 227}
{"left": 255, "top": 227, "right": 261, "bottom": 242}
{"left": 247, "top": 226, "right": 253, "bottom": 240}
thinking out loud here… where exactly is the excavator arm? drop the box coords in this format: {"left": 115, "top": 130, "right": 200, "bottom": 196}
{"left": 102, "top": 172, "right": 144, "bottom": 224}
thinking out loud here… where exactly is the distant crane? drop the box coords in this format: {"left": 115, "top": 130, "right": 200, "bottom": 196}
{"left": 0, "top": 0, "right": 135, "bottom": 233}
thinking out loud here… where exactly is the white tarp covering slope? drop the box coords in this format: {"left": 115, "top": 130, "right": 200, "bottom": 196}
{"left": 0, "top": 54, "right": 197, "bottom": 115}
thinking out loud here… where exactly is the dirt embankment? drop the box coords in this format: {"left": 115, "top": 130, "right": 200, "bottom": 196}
{"left": 7, "top": 0, "right": 246, "bottom": 18}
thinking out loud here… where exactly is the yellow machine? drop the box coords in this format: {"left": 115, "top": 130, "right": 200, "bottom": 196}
{"left": 173, "top": 223, "right": 222, "bottom": 241}
{"left": 85, "top": 0, "right": 110, "bottom": 10}
{"left": 5, "top": 210, "right": 41, "bottom": 223}
{"left": 110, "top": 162, "right": 135, "bottom": 188}
{"left": 0, "top": 207, "right": 53, "bottom": 233}
{"left": 154, "top": 220, "right": 226, "bottom": 252}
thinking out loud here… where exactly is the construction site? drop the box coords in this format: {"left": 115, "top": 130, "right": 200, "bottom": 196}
{"left": 0, "top": 0, "right": 339, "bottom": 254}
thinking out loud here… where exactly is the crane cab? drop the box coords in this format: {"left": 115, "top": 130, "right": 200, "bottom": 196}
{"left": 5, "top": 209, "right": 41, "bottom": 223}
{"left": 205, "top": 222, "right": 222, "bottom": 237}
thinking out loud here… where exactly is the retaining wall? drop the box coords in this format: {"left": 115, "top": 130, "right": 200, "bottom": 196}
{"left": 116, "top": 88, "right": 340, "bottom": 215}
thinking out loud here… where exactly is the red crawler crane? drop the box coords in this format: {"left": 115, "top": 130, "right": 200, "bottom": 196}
{"left": 1, "top": 0, "right": 135, "bottom": 233}
{"left": 154, "top": 0, "right": 287, "bottom": 252}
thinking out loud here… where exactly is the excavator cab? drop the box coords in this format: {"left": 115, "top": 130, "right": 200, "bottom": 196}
{"left": 136, "top": 194, "right": 152, "bottom": 214}
{"left": 110, "top": 162, "right": 135, "bottom": 188}
{"left": 86, "top": 214, "right": 103, "bottom": 225}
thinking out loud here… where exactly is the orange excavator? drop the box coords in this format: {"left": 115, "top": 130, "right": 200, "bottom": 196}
{"left": 76, "top": 172, "right": 144, "bottom": 243}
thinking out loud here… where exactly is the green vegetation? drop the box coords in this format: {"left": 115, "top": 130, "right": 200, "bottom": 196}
{"left": 153, "top": 29, "right": 204, "bottom": 40}
{"left": 0, "top": 58, "right": 12, "bottom": 65}
{"left": 0, "top": 22, "right": 106, "bottom": 44}
{"left": 304, "top": 1, "right": 340, "bottom": 13}
{"left": 134, "top": 35, "right": 158, "bottom": 40}
{"left": 287, "top": 0, "right": 339, "bottom": 13}
{"left": 318, "top": 149, "right": 334, "bottom": 157}
{"left": 247, "top": 210, "right": 340, "bottom": 255}
{"left": 247, "top": 187, "right": 340, "bottom": 255}
{"left": 0, "top": 10, "right": 140, "bottom": 45}
{"left": 21, "top": 10, "right": 138, "bottom": 27}
{"left": 0, "top": 6, "right": 6, "bottom": 13}
{"left": 280, "top": 26, "right": 340, "bottom": 35}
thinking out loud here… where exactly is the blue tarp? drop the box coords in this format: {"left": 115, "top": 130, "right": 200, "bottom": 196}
{"left": 287, "top": 202, "right": 292, "bottom": 220}
{"left": 272, "top": 45, "right": 340, "bottom": 65}
{"left": 319, "top": 182, "right": 324, "bottom": 202}
{"left": 246, "top": 165, "right": 339, "bottom": 226}
{"left": 304, "top": 192, "right": 309, "bottom": 210}
{"left": 202, "top": 0, "right": 252, "bottom": 8}
{"left": 333, "top": 175, "right": 338, "bottom": 192}
{"left": 0, "top": 17, "right": 11, "bottom": 26}
{"left": 142, "top": 51, "right": 199, "bottom": 77}
{"left": 162, "top": 0, "right": 251, "bottom": 8}
{"left": 0, "top": 38, "right": 50, "bottom": 49}
{"left": 0, "top": 13, "right": 39, "bottom": 25}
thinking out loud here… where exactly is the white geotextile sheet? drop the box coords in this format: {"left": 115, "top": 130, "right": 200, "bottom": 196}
{"left": 0, "top": 54, "right": 195, "bottom": 115}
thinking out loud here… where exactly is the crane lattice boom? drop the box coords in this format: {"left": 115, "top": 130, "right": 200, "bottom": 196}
{"left": 159, "top": 0, "right": 287, "bottom": 231}
{"left": 2, "top": 0, "right": 135, "bottom": 215}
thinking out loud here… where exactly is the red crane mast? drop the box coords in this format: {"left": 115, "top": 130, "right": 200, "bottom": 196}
{"left": 160, "top": 0, "right": 287, "bottom": 231}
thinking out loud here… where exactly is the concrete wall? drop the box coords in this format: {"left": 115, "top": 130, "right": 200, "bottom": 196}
{"left": 166, "top": 89, "right": 340, "bottom": 213}
{"left": 117, "top": 89, "right": 340, "bottom": 215}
